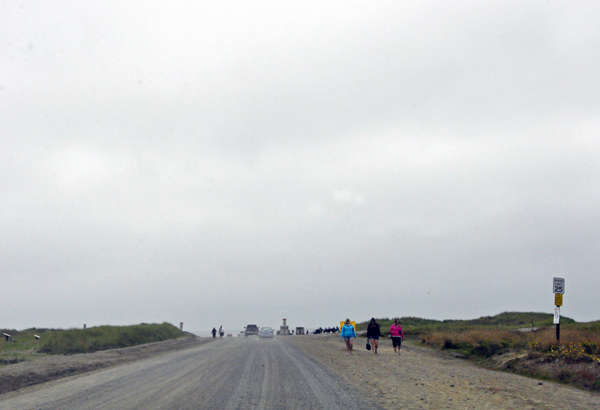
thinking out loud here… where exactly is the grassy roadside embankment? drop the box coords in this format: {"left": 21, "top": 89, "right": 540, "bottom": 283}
{"left": 356, "top": 311, "right": 570, "bottom": 336}
{"left": 38, "top": 322, "right": 185, "bottom": 354}
{"left": 357, "top": 312, "right": 600, "bottom": 392}
{"left": 0, "top": 322, "right": 185, "bottom": 364}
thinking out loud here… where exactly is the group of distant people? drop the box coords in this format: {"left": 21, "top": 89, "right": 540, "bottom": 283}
{"left": 312, "top": 326, "right": 339, "bottom": 334}
{"left": 211, "top": 326, "right": 225, "bottom": 339}
{"left": 339, "top": 318, "right": 404, "bottom": 356}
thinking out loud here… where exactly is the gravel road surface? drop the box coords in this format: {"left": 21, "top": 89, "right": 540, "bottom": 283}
{"left": 3, "top": 335, "right": 599, "bottom": 409}
{"left": 288, "top": 335, "right": 600, "bottom": 410}
{"left": 0, "top": 337, "right": 379, "bottom": 410}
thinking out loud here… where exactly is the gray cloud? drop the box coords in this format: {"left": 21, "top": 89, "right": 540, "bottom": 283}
{"left": 1, "top": 1, "right": 599, "bottom": 332}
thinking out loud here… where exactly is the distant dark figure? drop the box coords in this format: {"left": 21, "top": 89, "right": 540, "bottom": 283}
{"left": 366, "top": 318, "right": 381, "bottom": 354}
{"left": 219, "top": 325, "right": 224, "bottom": 339}
{"left": 306, "top": 330, "right": 309, "bottom": 335}
{"left": 390, "top": 318, "right": 404, "bottom": 356}
{"left": 211, "top": 327, "right": 217, "bottom": 338}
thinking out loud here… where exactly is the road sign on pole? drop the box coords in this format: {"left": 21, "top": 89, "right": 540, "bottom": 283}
{"left": 553, "top": 278, "right": 564, "bottom": 342}
{"left": 553, "top": 277, "right": 565, "bottom": 294}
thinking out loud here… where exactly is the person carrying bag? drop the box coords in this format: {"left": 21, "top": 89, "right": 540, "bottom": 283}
{"left": 366, "top": 318, "right": 381, "bottom": 354}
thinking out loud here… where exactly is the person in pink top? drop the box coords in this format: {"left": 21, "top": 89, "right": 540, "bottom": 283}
{"left": 389, "top": 318, "right": 404, "bottom": 356}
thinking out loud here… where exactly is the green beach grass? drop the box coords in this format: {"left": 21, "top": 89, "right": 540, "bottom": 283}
{"left": 37, "top": 323, "right": 185, "bottom": 355}
{"left": 0, "top": 323, "right": 185, "bottom": 360}
{"left": 356, "top": 312, "right": 575, "bottom": 336}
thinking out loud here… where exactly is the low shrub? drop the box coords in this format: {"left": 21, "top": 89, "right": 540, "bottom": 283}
{"left": 423, "top": 329, "right": 527, "bottom": 357}
{"left": 424, "top": 326, "right": 600, "bottom": 361}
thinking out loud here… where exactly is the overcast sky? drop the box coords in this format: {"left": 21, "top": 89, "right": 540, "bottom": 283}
{"left": 2, "top": 1, "right": 599, "bottom": 333}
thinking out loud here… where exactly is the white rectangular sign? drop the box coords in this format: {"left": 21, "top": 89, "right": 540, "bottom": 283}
{"left": 553, "top": 277, "right": 565, "bottom": 294}
{"left": 553, "top": 307, "right": 560, "bottom": 324}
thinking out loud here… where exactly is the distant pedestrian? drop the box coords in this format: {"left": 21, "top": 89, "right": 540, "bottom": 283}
{"left": 219, "top": 325, "right": 224, "bottom": 339}
{"left": 211, "top": 327, "right": 217, "bottom": 338}
{"left": 366, "top": 318, "right": 381, "bottom": 354}
{"left": 390, "top": 318, "right": 404, "bottom": 356}
{"left": 340, "top": 318, "right": 357, "bottom": 356}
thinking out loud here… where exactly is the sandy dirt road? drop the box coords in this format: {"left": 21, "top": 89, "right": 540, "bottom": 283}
{"left": 288, "top": 335, "right": 600, "bottom": 410}
{"left": 2, "top": 335, "right": 600, "bottom": 409}
{"left": 0, "top": 337, "right": 379, "bottom": 410}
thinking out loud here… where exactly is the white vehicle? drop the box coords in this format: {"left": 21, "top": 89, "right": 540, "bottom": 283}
{"left": 258, "top": 327, "right": 274, "bottom": 339}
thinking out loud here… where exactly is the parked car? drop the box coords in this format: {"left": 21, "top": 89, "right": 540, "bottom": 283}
{"left": 245, "top": 324, "right": 259, "bottom": 337}
{"left": 258, "top": 327, "right": 274, "bottom": 339}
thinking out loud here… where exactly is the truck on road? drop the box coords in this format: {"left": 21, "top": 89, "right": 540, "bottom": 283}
{"left": 245, "top": 324, "right": 259, "bottom": 337}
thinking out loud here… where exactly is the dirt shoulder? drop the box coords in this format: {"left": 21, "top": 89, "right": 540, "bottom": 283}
{"left": 0, "top": 334, "right": 213, "bottom": 395}
{"left": 287, "top": 335, "right": 600, "bottom": 409}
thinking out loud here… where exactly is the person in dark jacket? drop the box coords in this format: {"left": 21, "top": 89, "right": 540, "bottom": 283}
{"left": 366, "top": 318, "right": 381, "bottom": 354}
{"left": 211, "top": 327, "right": 217, "bottom": 338}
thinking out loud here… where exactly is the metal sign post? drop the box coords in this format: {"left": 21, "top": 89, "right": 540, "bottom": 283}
{"left": 553, "top": 277, "right": 565, "bottom": 342}
{"left": 555, "top": 317, "right": 560, "bottom": 342}
{"left": 554, "top": 307, "right": 560, "bottom": 340}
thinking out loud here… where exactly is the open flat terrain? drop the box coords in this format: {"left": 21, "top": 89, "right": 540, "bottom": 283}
{"left": 1, "top": 334, "right": 599, "bottom": 409}
{"left": 289, "top": 335, "right": 600, "bottom": 409}
{"left": 0, "top": 336, "right": 378, "bottom": 410}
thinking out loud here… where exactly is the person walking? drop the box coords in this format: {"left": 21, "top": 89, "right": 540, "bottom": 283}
{"left": 219, "top": 325, "right": 224, "bottom": 339}
{"left": 390, "top": 318, "right": 404, "bottom": 356}
{"left": 366, "top": 318, "right": 381, "bottom": 354}
{"left": 340, "top": 318, "right": 357, "bottom": 356}
{"left": 211, "top": 327, "right": 217, "bottom": 338}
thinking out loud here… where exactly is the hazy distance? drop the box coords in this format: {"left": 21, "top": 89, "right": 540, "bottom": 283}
{"left": 2, "top": 1, "right": 599, "bottom": 333}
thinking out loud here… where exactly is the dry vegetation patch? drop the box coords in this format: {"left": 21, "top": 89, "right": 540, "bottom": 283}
{"left": 422, "top": 326, "right": 600, "bottom": 392}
